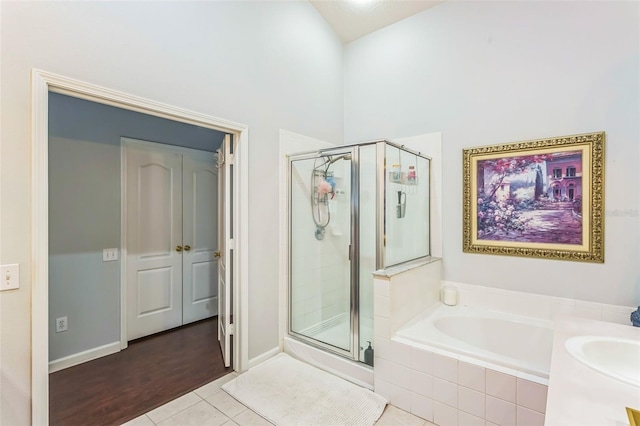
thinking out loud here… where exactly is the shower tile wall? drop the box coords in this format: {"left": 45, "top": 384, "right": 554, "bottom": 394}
{"left": 290, "top": 160, "right": 351, "bottom": 336}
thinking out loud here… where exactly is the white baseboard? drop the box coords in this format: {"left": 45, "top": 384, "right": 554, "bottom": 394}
{"left": 247, "top": 346, "right": 280, "bottom": 369}
{"left": 49, "top": 341, "right": 121, "bottom": 373}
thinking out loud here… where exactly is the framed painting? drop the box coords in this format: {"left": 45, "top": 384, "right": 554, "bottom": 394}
{"left": 463, "top": 131, "right": 605, "bottom": 262}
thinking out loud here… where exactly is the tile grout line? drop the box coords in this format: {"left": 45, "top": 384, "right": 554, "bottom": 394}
{"left": 150, "top": 391, "right": 208, "bottom": 425}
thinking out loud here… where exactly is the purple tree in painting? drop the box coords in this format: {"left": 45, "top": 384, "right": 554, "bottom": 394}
{"left": 477, "top": 154, "right": 550, "bottom": 239}
{"left": 481, "top": 155, "right": 549, "bottom": 200}
{"left": 534, "top": 165, "right": 544, "bottom": 199}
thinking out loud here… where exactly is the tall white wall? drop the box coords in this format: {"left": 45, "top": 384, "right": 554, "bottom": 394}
{"left": 0, "top": 2, "right": 343, "bottom": 424}
{"left": 344, "top": 1, "right": 639, "bottom": 306}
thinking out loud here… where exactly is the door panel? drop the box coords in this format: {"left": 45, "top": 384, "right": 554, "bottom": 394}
{"left": 126, "top": 144, "right": 183, "bottom": 341}
{"left": 183, "top": 152, "right": 219, "bottom": 324}
{"left": 138, "top": 163, "right": 174, "bottom": 257}
{"left": 193, "top": 170, "right": 218, "bottom": 252}
{"left": 191, "top": 261, "right": 216, "bottom": 301}
{"left": 137, "top": 267, "right": 173, "bottom": 315}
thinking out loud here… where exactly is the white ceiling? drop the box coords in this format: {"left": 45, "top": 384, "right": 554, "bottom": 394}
{"left": 309, "top": 0, "right": 443, "bottom": 44}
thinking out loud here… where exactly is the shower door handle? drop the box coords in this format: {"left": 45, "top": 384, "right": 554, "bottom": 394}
{"left": 348, "top": 244, "right": 352, "bottom": 261}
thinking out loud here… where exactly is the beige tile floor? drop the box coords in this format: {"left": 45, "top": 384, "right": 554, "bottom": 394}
{"left": 121, "top": 372, "right": 436, "bottom": 426}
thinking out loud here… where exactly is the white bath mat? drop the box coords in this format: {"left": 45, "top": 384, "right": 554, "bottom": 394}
{"left": 222, "top": 353, "right": 386, "bottom": 425}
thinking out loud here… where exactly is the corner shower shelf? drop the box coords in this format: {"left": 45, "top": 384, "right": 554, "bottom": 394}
{"left": 388, "top": 177, "right": 419, "bottom": 185}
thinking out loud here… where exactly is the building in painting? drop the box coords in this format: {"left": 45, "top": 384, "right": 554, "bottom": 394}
{"left": 494, "top": 182, "right": 511, "bottom": 201}
{"left": 545, "top": 152, "right": 582, "bottom": 201}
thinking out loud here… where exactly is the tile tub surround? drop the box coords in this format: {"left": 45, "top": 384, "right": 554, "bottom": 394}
{"left": 545, "top": 318, "right": 640, "bottom": 426}
{"left": 373, "top": 267, "right": 550, "bottom": 425}
{"left": 395, "top": 304, "right": 553, "bottom": 379}
{"left": 373, "top": 257, "right": 442, "bottom": 337}
{"left": 373, "top": 336, "right": 548, "bottom": 426}
{"left": 443, "top": 281, "right": 637, "bottom": 326}
{"left": 373, "top": 276, "right": 637, "bottom": 425}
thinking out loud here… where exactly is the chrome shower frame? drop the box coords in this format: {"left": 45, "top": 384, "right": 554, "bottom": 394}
{"left": 287, "top": 140, "right": 431, "bottom": 363}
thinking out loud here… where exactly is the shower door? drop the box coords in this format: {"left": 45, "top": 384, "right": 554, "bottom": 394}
{"left": 289, "top": 148, "right": 357, "bottom": 358}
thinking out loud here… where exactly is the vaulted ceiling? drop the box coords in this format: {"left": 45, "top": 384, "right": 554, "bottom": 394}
{"left": 309, "top": 0, "right": 443, "bottom": 43}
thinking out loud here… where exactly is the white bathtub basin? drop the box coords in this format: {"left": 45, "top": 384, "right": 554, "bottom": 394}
{"left": 565, "top": 335, "right": 640, "bottom": 387}
{"left": 395, "top": 304, "right": 554, "bottom": 378}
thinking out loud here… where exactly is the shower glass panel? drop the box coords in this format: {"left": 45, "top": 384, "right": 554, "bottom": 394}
{"left": 358, "top": 144, "right": 377, "bottom": 362}
{"left": 289, "top": 150, "right": 353, "bottom": 354}
{"left": 385, "top": 144, "right": 431, "bottom": 267}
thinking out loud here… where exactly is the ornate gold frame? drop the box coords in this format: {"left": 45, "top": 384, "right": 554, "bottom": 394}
{"left": 463, "top": 131, "right": 605, "bottom": 262}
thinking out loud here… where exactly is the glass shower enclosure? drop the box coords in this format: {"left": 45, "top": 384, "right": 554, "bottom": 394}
{"left": 288, "top": 140, "right": 431, "bottom": 364}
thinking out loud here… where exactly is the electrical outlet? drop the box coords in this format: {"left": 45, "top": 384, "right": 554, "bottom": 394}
{"left": 103, "top": 248, "right": 118, "bottom": 262}
{"left": 56, "top": 316, "right": 68, "bottom": 333}
{"left": 1, "top": 264, "right": 19, "bottom": 291}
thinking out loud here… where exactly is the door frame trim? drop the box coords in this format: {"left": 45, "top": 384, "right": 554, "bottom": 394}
{"left": 31, "top": 68, "right": 249, "bottom": 425}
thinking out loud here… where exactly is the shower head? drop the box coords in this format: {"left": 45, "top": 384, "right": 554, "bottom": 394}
{"left": 313, "top": 153, "right": 351, "bottom": 173}
{"left": 326, "top": 153, "right": 351, "bottom": 165}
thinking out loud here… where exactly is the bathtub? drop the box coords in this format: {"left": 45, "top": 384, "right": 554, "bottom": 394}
{"left": 394, "top": 303, "right": 554, "bottom": 379}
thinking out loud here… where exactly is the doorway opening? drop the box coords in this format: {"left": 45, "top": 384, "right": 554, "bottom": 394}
{"left": 32, "top": 69, "right": 249, "bottom": 425}
{"left": 122, "top": 138, "right": 222, "bottom": 342}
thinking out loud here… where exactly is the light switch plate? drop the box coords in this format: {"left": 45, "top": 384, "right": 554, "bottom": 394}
{"left": 1, "top": 264, "right": 19, "bottom": 291}
{"left": 103, "top": 248, "right": 119, "bottom": 262}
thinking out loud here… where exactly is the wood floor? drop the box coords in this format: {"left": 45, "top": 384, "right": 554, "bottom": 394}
{"left": 49, "top": 317, "right": 232, "bottom": 426}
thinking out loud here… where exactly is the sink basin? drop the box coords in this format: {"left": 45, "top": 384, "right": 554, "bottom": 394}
{"left": 565, "top": 335, "right": 640, "bottom": 387}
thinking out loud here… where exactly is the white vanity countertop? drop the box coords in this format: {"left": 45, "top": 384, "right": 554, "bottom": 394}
{"left": 545, "top": 317, "right": 640, "bottom": 426}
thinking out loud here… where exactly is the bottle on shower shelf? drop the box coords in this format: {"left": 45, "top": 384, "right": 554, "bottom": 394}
{"left": 391, "top": 164, "right": 401, "bottom": 182}
{"left": 407, "top": 166, "right": 416, "bottom": 184}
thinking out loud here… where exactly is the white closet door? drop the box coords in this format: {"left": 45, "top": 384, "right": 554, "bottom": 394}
{"left": 218, "top": 134, "right": 233, "bottom": 367}
{"left": 182, "top": 151, "right": 219, "bottom": 324}
{"left": 125, "top": 143, "right": 183, "bottom": 340}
